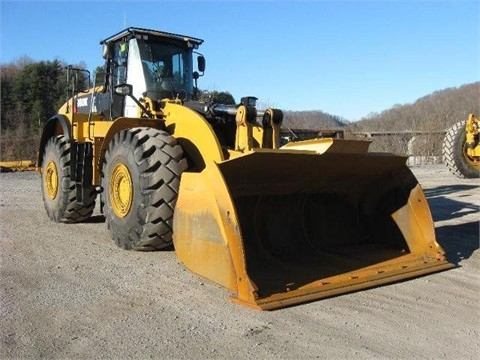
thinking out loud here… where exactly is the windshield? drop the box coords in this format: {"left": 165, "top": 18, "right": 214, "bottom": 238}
{"left": 138, "top": 39, "right": 193, "bottom": 98}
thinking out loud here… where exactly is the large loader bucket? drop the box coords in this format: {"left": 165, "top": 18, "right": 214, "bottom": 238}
{"left": 173, "top": 143, "right": 453, "bottom": 310}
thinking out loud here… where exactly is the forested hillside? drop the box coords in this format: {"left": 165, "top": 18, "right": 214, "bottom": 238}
{"left": 348, "top": 82, "right": 479, "bottom": 132}
{"left": 1, "top": 58, "right": 89, "bottom": 132}
{"left": 344, "top": 82, "right": 479, "bottom": 155}
{"left": 0, "top": 58, "right": 346, "bottom": 161}
{"left": 0, "top": 57, "right": 477, "bottom": 162}
{"left": 282, "top": 110, "right": 347, "bottom": 129}
{"left": 1, "top": 58, "right": 89, "bottom": 160}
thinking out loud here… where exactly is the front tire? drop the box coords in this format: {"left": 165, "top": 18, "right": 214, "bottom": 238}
{"left": 41, "top": 136, "right": 96, "bottom": 222}
{"left": 102, "top": 128, "right": 187, "bottom": 251}
{"left": 442, "top": 120, "right": 480, "bottom": 178}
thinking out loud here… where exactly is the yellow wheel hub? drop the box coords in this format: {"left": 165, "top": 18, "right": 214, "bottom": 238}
{"left": 110, "top": 163, "right": 133, "bottom": 218}
{"left": 463, "top": 144, "right": 480, "bottom": 168}
{"left": 45, "top": 161, "right": 58, "bottom": 200}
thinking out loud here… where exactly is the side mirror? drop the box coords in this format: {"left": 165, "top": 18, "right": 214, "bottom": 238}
{"left": 102, "top": 43, "right": 113, "bottom": 59}
{"left": 197, "top": 55, "right": 206, "bottom": 73}
{"left": 114, "top": 84, "right": 132, "bottom": 96}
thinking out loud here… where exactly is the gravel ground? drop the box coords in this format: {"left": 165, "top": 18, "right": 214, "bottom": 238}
{"left": 1, "top": 164, "right": 479, "bottom": 359}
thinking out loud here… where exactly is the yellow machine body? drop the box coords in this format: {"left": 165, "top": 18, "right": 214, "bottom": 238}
{"left": 443, "top": 113, "right": 480, "bottom": 178}
{"left": 38, "top": 27, "right": 453, "bottom": 310}
{"left": 465, "top": 114, "right": 480, "bottom": 158}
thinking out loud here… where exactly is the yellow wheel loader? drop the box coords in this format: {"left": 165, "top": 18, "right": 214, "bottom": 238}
{"left": 37, "top": 28, "right": 453, "bottom": 310}
{"left": 442, "top": 114, "right": 480, "bottom": 178}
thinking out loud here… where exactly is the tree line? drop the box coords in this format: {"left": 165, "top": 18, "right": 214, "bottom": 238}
{"left": 282, "top": 110, "right": 347, "bottom": 130}
{"left": 0, "top": 59, "right": 236, "bottom": 161}
{"left": 348, "top": 82, "right": 479, "bottom": 133}
{"left": 1, "top": 58, "right": 91, "bottom": 160}
{"left": 345, "top": 82, "right": 479, "bottom": 155}
{"left": 0, "top": 57, "right": 342, "bottom": 161}
{"left": 0, "top": 57, "right": 477, "bottom": 162}
{"left": 1, "top": 58, "right": 89, "bottom": 133}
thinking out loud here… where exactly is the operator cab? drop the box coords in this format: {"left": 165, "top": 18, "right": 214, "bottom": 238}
{"left": 99, "top": 27, "right": 204, "bottom": 118}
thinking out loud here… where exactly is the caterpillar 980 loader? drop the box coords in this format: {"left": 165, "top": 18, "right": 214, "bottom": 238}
{"left": 37, "top": 27, "right": 453, "bottom": 310}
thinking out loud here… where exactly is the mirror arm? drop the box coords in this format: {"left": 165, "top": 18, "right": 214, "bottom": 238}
{"left": 130, "top": 96, "right": 153, "bottom": 118}
{"left": 114, "top": 84, "right": 153, "bottom": 118}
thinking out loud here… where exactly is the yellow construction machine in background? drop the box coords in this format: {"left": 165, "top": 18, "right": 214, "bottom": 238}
{"left": 37, "top": 28, "right": 453, "bottom": 310}
{"left": 443, "top": 113, "right": 480, "bottom": 178}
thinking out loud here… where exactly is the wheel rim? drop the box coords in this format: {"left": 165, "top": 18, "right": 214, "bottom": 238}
{"left": 110, "top": 163, "right": 133, "bottom": 218}
{"left": 45, "top": 161, "right": 58, "bottom": 200}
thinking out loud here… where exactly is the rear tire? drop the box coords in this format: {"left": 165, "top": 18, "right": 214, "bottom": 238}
{"left": 442, "top": 120, "right": 480, "bottom": 178}
{"left": 41, "top": 136, "right": 97, "bottom": 222}
{"left": 102, "top": 128, "right": 187, "bottom": 251}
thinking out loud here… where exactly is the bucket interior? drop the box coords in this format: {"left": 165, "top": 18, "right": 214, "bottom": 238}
{"left": 219, "top": 151, "right": 422, "bottom": 299}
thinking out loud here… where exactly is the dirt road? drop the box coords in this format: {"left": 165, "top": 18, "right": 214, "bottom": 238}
{"left": 1, "top": 165, "right": 479, "bottom": 359}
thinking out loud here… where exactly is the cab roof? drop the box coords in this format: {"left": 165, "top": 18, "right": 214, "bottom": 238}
{"left": 100, "top": 27, "right": 204, "bottom": 46}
